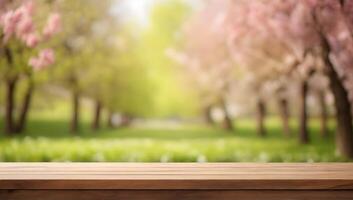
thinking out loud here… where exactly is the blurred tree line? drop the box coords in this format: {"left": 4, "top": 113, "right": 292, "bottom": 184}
{"left": 172, "top": 0, "right": 353, "bottom": 159}
{"left": 0, "top": 0, "right": 199, "bottom": 135}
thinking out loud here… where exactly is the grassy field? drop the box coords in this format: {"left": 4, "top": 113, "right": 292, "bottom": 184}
{"left": 0, "top": 115, "right": 349, "bottom": 162}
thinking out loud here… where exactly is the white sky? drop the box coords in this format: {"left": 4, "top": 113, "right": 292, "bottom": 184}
{"left": 111, "top": 0, "right": 203, "bottom": 26}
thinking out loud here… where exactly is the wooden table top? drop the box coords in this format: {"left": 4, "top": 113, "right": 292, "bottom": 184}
{"left": 0, "top": 163, "right": 352, "bottom": 190}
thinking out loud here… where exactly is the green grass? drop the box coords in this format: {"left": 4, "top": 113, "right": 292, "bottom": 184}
{"left": 0, "top": 116, "right": 348, "bottom": 162}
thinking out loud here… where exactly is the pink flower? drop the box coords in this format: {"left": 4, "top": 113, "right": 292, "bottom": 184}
{"left": 28, "top": 57, "right": 41, "bottom": 70}
{"left": 11, "top": 9, "right": 23, "bottom": 23}
{"left": 28, "top": 49, "right": 55, "bottom": 70}
{"left": 0, "top": 10, "right": 22, "bottom": 42}
{"left": 24, "top": 33, "right": 39, "bottom": 48}
{"left": 43, "top": 13, "right": 61, "bottom": 39}
{"left": 16, "top": 1, "right": 35, "bottom": 18}
{"left": 23, "top": 0, "right": 35, "bottom": 16}
{"left": 16, "top": 14, "right": 34, "bottom": 36}
{"left": 40, "top": 49, "right": 55, "bottom": 64}
{"left": 0, "top": 1, "right": 37, "bottom": 43}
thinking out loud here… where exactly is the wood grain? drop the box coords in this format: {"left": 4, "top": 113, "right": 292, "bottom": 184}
{"left": 1, "top": 190, "right": 353, "bottom": 200}
{"left": 0, "top": 163, "right": 353, "bottom": 190}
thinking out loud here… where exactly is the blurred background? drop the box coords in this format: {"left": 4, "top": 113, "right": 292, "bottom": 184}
{"left": 0, "top": 0, "right": 352, "bottom": 162}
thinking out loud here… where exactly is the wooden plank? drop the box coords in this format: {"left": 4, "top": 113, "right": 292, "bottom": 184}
{"left": 1, "top": 190, "right": 353, "bottom": 200}
{"left": 0, "top": 163, "right": 353, "bottom": 190}
{"left": 2, "top": 179, "right": 353, "bottom": 190}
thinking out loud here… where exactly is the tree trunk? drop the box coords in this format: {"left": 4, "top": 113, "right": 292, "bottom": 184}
{"left": 203, "top": 105, "right": 215, "bottom": 125}
{"left": 317, "top": 32, "right": 353, "bottom": 158}
{"left": 278, "top": 97, "right": 291, "bottom": 137}
{"left": 70, "top": 90, "right": 80, "bottom": 133}
{"left": 317, "top": 90, "right": 329, "bottom": 139}
{"left": 91, "top": 100, "right": 102, "bottom": 130}
{"left": 221, "top": 99, "right": 233, "bottom": 131}
{"left": 4, "top": 77, "right": 18, "bottom": 135}
{"left": 256, "top": 98, "right": 267, "bottom": 137}
{"left": 15, "top": 78, "right": 34, "bottom": 133}
{"left": 107, "top": 111, "right": 114, "bottom": 128}
{"left": 299, "top": 79, "right": 310, "bottom": 144}
{"left": 314, "top": 0, "right": 353, "bottom": 158}
{"left": 3, "top": 46, "right": 17, "bottom": 135}
{"left": 325, "top": 58, "right": 353, "bottom": 158}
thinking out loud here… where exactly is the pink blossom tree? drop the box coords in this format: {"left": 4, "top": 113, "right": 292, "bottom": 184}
{"left": 184, "top": 0, "right": 353, "bottom": 158}
{"left": 179, "top": 0, "right": 236, "bottom": 131}
{"left": 226, "top": 0, "right": 353, "bottom": 156}
{"left": 0, "top": 0, "right": 60, "bottom": 134}
{"left": 224, "top": 0, "right": 303, "bottom": 138}
{"left": 310, "top": 0, "right": 353, "bottom": 158}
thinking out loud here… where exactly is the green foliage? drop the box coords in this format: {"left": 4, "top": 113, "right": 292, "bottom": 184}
{"left": 47, "top": 0, "right": 157, "bottom": 117}
{"left": 0, "top": 116, "right": 347, "bottom": 162}
{"left": 99, "top": 26, "right": 155, "bottom": 116}
{"left": 137, "top": 0, "right": 199, "bottom": 117}
{"left": 49, "top": 0, "right": 113, "bottom": 89}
